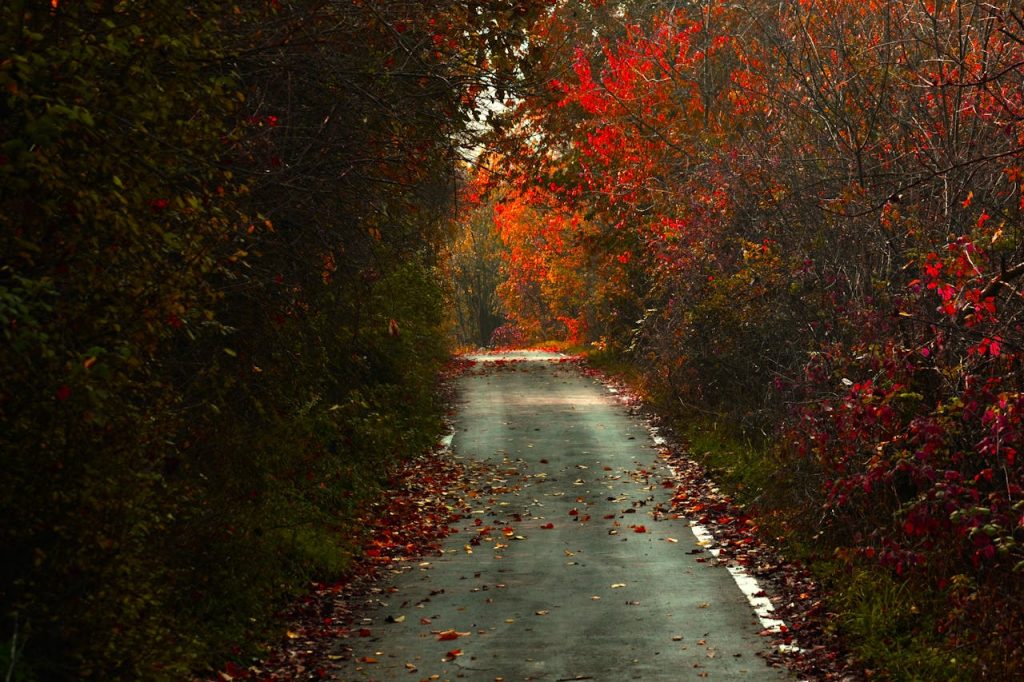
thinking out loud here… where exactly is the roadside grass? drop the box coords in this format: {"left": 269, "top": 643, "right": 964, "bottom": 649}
{"left": 579, "top": 344, "right": 645, "bottom": 383}
{"left": 676, "top": 418, "right": 777, "bottom": 504}
{"left": 828, "top": 565, "right": 961, "bottom": 681}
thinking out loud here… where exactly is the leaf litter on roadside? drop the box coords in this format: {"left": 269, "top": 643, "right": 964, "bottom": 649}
{"left": 209, "top": 357, "right": 511, "bottom": 681}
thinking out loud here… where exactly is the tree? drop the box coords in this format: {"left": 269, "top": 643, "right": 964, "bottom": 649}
{"left": 448, "top": 181, "right": 508, "bottom": 347}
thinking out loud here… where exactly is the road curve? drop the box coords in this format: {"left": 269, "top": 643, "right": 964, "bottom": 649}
{"left": 332, "top": 351, "right": 791, "bottom": 680}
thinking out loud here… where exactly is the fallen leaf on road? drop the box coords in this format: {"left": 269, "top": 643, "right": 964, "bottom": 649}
{"left": 436, "top": 629, "right": 470, "bottom": 641}
{"left": 611, "top": 583, "right": 626, "bottom": 588}
{"left": 445, "top": 649, "right": 462, "bottom": 660}
{"left": 535, "top": 610, "right": 549, "bottom": 616}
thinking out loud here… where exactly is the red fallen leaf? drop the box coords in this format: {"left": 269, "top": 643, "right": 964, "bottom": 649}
{"left": 568, "top": 508, "right": 579, "bottom": 516}
{"left": 661, "top": 480, "right": 675, "bottom": 488}
{"left": 633, "top": 525, "right": 647, "bottom": 533}
{"left": 55, "top": 385, "right": 71, "bottom": 401}
{"left": 219, "top": 661, "right": 250, "bottom": 680}
{"left": 357, "top": 628, "right": 372, "bottom": 637}
{"left": 358, "top": 656, "right": 378, "bottom": 664}
{"left": 540, "top": 522, "right": 554, "bottom": 529}
{"left": 420, "top": 617, "right": 432, "bottom": 625}
{"left": 445, "top": 649, "right": 463, "bottom": 660}
{"left": 603, "top": 514, "right": 616, "bottom": 519}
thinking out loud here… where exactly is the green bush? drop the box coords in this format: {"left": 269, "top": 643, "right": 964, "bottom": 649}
{"left": 0, "top": 2, "right": 455, "bottom": 679}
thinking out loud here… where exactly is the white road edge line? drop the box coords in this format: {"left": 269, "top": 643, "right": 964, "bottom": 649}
{"left": 649, "top": 425, "right": 801, "bottom": 654}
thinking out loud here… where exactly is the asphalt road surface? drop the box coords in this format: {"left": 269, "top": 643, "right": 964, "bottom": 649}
{"left": 333, "top": 351, "right": 791, "bottom": 680}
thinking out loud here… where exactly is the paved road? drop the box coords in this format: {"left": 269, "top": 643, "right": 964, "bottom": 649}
{"left": 333, "top": 351, "right": 790, "bottom": 680}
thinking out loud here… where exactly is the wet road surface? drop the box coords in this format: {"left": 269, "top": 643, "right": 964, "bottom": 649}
{"left": 332, "top": 351, "right": 791, "bottom": 680}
